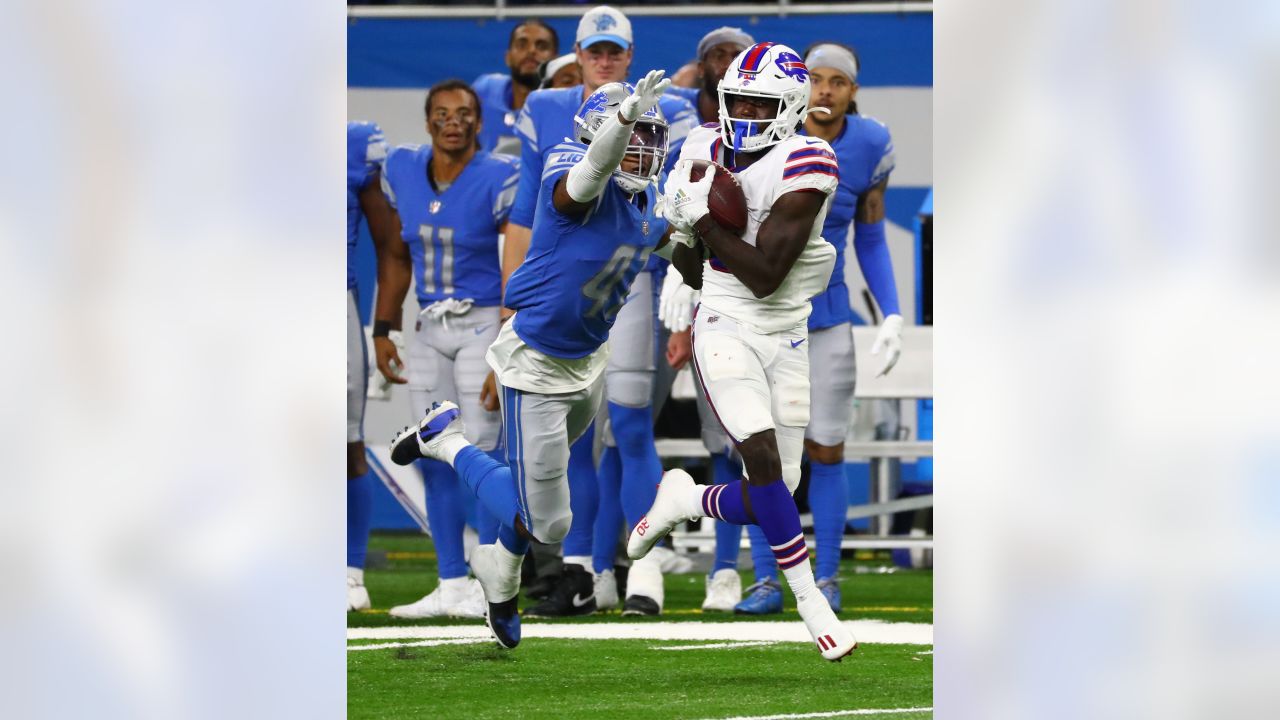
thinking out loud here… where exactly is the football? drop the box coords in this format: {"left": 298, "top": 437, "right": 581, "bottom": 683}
{"left": 687, "top": 159, "right": 748, "bottom": 237}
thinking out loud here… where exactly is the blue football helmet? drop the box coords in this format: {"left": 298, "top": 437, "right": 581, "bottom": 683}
{"left": 573, "top": 82, "right": 668, "bottom": 193}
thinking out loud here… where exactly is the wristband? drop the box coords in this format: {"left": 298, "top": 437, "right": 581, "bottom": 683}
{"left": 372, "top": 320, "right": 392, "bottom": 338}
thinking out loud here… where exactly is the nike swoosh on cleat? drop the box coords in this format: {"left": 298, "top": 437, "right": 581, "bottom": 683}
{"left": 790, "top": 339, "right": 806, "bottom": 348}
{"left": 572, "top": 593, "right": 594, "bottom": 608}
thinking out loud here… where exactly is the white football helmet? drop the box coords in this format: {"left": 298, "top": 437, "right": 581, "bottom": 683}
{"left": 716, "top": 42, "right": 814, "bottom": 153}
{"left": 574, "top": 82, "right": 669, "bottom": 194}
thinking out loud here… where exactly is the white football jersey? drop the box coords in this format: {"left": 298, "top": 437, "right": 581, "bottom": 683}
{"left": 677, "top": 124, "right": 838, "bottom": 332}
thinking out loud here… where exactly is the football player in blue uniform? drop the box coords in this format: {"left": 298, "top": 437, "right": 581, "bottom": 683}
{"left": 347, "top": 121, "right": 393, "bottom": 611}
{"left": 371, "top": 80, "right": 520, "bottom": 619}
{"left": 665, "top": 26, "right": 755, "bottom": 126}
{"left": 501, "top": 5, "right": 697, "bottom": 617}
{"left": 473, "top": 19, "right": 559, "bottom": 156}
{"left": 730, "top": 42, "right": 906, "bottom": 616}
{"left": 391, "top": 72, "right": 673, "bottom": 649}
{"left": 539, "top": 53, "right": 582, "bottom": 90}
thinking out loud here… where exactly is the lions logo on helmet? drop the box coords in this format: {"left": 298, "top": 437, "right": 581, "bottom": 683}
{"left": 573, "top": 83, "right": 670, "bottom": 194}
{"left": 717, "top": 42, "right": 816, "bottom": 154}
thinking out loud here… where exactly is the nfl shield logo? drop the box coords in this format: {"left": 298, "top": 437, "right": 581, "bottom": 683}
{"left": 504, "top": 111, "right": 515, "bottom": 128}
{"left": 641, "top": 220, "right": 649, "bottom": 236}
{"left": 429, "top": 200, "right": 442, "bottom": 214}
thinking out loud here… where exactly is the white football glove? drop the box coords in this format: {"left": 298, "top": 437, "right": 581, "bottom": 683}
{"left": 619, "top": 69, "right": 671, "bottom": 123}
{"left": 666, "top": 160, "right": 715, "bottom": 234}
{"left": 658, "top": 266, "right": 700, "bottom": 333}
{"left": 870, "top": 314, "right": 904, "bottom": 377}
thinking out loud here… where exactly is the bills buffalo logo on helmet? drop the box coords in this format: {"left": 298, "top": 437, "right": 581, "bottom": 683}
{"left": 774, "top": 51, "right": 809, "bottom": 82}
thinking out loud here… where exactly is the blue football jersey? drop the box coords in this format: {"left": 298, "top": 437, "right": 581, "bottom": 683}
{"left": 472, "top": 73, "right": 523, "bottom": 157}
{"left": 381, "top": 145, "right": 519, "bottom": 307}
{"left": 504, "top": 141, "right": 664, "bottom": 359}
{"left": 803, "top": 115, "right": 895, "bottom": 329}
{"left": 347, "top": 121, "right": 387, "bottom": 291}
{"left": 510, "top": 85, "right": 697, "bottom": 229}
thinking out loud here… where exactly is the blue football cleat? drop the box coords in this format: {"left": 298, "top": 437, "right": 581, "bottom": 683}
{"left": 391, "top": 401, "right": 463, "bottom": 466}
{"left": 733, "top": 579, "right": 783, "bottom": 615}
{"left": 470, "top": 543, "right": 524, "bottom": 649}
{"left": 816, "top": 576, "right": 842, "bottom": 614}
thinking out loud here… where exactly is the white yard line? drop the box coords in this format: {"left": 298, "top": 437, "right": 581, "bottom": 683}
{"left": 347, "top": 638, "right": 488, "bottom": 652}
{"left": 348, "top": 620, "right": 932, "bottom": 646}
{"left": 702, "top": 708, "right": 932, "bottom": 720}
{"left": 652, "top": 640, "right": 780, "bottom": 651}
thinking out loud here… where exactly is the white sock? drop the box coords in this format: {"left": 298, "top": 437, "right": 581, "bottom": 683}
{"left": 439, "top": 434, "right": 470, "bottom": 465}
{"left": 563, "top": 555, "right": 591, "bottom": 570}
{"left": 347, "top": 566, "right": 364, "bottom": 583}
{"left": 439, "top": 576, "right": 470, "bottom": 591}
{"left": 782, "top": 561, "right": 818, "bottom": 604}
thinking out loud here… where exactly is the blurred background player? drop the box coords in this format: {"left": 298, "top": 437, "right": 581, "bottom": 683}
{"left": 731, "top": 42, "right": 906, "bottom": 616}
{"left": 392, "top": 73, "right": 673, "bottom": 648}
{"left": 629, "top": 42, "right": 856, "bottom": 661}
{"left": 473, "top": 19, "right": 559, "bottom": 156}
{"left": 656, "top": 25, "right": 756, "bottom": 613}
{"left": 539, "top": 53, "right": 582, "bottom": 90}
{"left": 347, "top": 120, "right": 393, "bottom": 612}
{"left": 372, "top": 80, "right": 520, "bottom": 619}
{"left": 665, "top": 26, "right": 755, "bottom": 126}
{"left": 502, "top": 5, "right": 697, "bottom": 617}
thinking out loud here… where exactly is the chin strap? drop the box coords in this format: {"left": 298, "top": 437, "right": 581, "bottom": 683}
{"left": 800, "top": 106, "right": 831, "bottom": 122}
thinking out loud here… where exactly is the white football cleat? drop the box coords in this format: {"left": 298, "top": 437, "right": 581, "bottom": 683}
{"left": 702, "top": 568, "right": 742, "bottom": 612}
{"left": 470, "top": 543, "right": 524, "bottom": 649}
{"left": 797, "top": 591, "right": 858, "bottom": 661}
{"left": 650, "top": 544, "right": 696, "bottom": 574}
{"left": 627, "top": 469, "right": 700, "bottom": 560}
{"left": 390, "top": 400, "right": 465, "bottom": 466}
{"left": 594, "top": 568, "right": 619, "bottom": 611}
{"left": 347, "top": 575, "right": 371, "bottom": 612}
{"left": 389, "top": 578, "right": 486, "bottom": 619}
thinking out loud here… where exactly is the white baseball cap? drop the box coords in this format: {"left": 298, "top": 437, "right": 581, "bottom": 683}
{"left": 577, "top": 6, "right": 632, "bottom": 50}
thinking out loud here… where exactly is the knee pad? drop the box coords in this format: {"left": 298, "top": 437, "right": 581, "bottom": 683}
{"left": 539, "top": 509, "right": 573, "bottom": 544}
{"left": 606, "top": 369, "right": 654, "bottom": 409}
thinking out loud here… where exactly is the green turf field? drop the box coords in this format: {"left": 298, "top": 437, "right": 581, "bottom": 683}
{"left": 349, "top": 532, "right": 933, "bottom": 719}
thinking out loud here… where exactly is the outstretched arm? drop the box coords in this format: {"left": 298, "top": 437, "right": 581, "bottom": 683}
{"left": 552, "top": 69, "right": 671, "bottom": 216}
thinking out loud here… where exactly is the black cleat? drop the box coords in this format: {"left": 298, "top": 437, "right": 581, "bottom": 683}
{"left": 524, "top": 565, "right": 596, "bottom": 618}
{"left": 621, "top": 594, "right": 661, "bottom": 617}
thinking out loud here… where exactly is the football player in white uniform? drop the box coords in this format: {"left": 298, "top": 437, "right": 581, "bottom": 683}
{"left": 628, "top": 42, "right": 856, "bottom": 661}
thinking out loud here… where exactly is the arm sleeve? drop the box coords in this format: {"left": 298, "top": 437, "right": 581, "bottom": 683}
{"left": 564, "top": 112, "right": 634, "bottom": 202}
{"left": 853, "top": 220, "right": 900, "bottom": 317}
{"left": 509, "top": 105, "right": 541, "bottom": 228}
